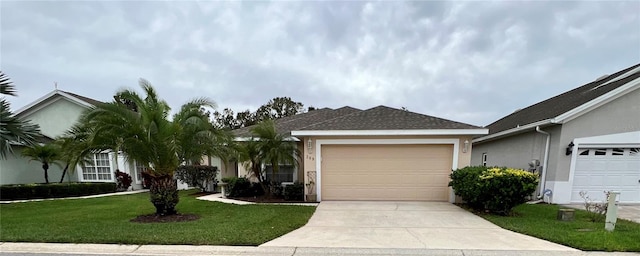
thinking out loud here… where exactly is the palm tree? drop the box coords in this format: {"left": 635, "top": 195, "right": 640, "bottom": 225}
{"left": 55, "top": 124, "right": 94, "bottom": 183}
{"left": 173, "top": 104, "right": 234, "bottom": 165}
{"left": 21, "top": 143, "right": 61, "bottom": 184}
{"left": 237, "top": 139, "right": 266, "bottom": 191}
{"left": 78, "top": 79, "right": 220, "bottom": 215}
{"left": 251, "top": 119, "right": 300, "bottom": 196}
{"left": 0, "top": 71, "right": 42, "bottom": 159}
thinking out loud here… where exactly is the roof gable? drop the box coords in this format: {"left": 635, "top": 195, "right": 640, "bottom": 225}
{"left": 15, "top": 90, "right": 103, "bottom": 117}
{"left": 486, "top": 63, "right": 640, "bottom": 135}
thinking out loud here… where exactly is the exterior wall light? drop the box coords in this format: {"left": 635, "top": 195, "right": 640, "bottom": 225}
{"left": 463, "top": 140, "right": 469, "bottom": 153}
{"left": 566, "top": 141, "right": 574, "bottom": 156}
{"left": 307, "top": 138, "right": 313, "bottom": 153}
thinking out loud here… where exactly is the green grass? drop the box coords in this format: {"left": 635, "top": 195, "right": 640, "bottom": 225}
{"left": 479, "top": 204, "right": 640, "bottom": 252}
{"left": 0, "top": 190, "right": 316, "bottom": 245}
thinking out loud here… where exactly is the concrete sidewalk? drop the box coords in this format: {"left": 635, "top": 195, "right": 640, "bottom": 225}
{"left": 196, "top": 193, "right": 318, "bottom": 206}
{"left": 0, "top": 243, "right": 638, "bottom": 256}
{"left": 0, "top": 190, "right": 149, "bottom": 204}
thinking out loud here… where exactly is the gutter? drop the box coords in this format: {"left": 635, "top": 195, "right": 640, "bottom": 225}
{"left": 535, "top": 126, "right": 551, "bottom": 199}
{"left": 472, "top": 120, "right": 553, "bottom": 144}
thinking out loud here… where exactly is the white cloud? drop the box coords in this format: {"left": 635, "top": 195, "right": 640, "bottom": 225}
{"left": 1, "top": 1, "right": 638, "bottom": 126}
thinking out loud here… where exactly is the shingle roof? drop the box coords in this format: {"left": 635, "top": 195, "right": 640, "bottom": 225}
{"left": 298, "top": 106, "right": 481, "bottom": 130}
{"left": 486, "top": 63, "right": 640, "bottom": 135}
{"left": 232, "top": 107, "right": 361, "bottom": 136}
{"left": 61, "top": 90, "right": 104, "bottom": 106}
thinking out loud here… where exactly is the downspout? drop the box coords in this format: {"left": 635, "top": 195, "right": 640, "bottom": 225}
{"left": 535, "top": 126, "right": 551, "bottom": 199}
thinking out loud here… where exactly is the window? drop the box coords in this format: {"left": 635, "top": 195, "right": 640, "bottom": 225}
{"left": 83, "top": 153, "right": 112, "bottom": 181}
{"left": 612, "top": 148, "right": 624, "bottom": 156}
{"left": 579, "top": 149, "right": 590, "bottom": 156}
{"left": 265, "top": 164, "right": 295, "bottom": 184}
{"left": 594, "top": 149, "right": 607, "bottom": 156}
{"left": 134, "top": 161, "right": 147, "bottom": 184}
{"left": 481, "top": 153, "right": 488, "bottom": 167}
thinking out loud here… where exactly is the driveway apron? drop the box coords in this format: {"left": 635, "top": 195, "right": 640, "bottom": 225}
{"left": 261, "top": 201, "right": 577, "bottom": 251}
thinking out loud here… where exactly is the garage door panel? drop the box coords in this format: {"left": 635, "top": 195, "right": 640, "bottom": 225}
{"left": 322, "top": 144, "right": 451, "bottom": 158}
{"left": 321, "top": 144, "right": 453, "bottom": 201}
{"left": 322, "top": 173, "right": 451, "bottom": 186}
{"left": 323, "top": 160, "right": 449, "bottom": 171}
{"left": 571, "top": 148, "right": 640, "bottom": 203}
{"left": 323, "top": 186, "right": 449, "bottom": 201}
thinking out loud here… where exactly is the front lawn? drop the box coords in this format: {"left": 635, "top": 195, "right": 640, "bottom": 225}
{"left": 0, "top": 190, "right": 316, "bottom": 245}
{"left": 480, "top": 203, "right": 640, "bottom": 252}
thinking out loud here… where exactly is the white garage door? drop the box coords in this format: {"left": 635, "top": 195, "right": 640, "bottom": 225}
{"left": 320, "top": 144, "right": 453, "bottom": 201}
{"left": 571, "top": 148, "right": 640, "bottom": 203}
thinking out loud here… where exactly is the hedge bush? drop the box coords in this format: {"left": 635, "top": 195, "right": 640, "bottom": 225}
{"left": 175, "top": 165, "right": 219, "bottom": 192}
{"left": 0, "top": 182, "right": 117, "bottom": 201}
{"left": 449, "top": 166, "right": 538, "bottom": 215}
{"left": 283, "top": 182, "right": 304, "bottom": 201}
{"left": 221, "top": 177, "right": 264, "bottom": 197}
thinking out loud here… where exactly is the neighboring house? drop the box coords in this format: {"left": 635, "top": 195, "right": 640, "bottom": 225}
{"left": 472, "top": 63, "right": 640, "bottom": 204}
{"left": 0, "top": 90, "right": 185, "bottom": 190}
{"left": 228, "top": 106, "right": 488, "bottom": 202}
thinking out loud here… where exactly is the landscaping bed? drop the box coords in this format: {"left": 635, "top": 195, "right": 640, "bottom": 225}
{"left": 478, "top": 203, "right": 640, "bottom": 252}
{"left": 0, "top": 182, "right": 117, "bottom": 201}
{"left": 0, "top": 189, "right": 316, "bottom": 245}
{"left": 229, "top": 195, "right": 306, "bottom": 203}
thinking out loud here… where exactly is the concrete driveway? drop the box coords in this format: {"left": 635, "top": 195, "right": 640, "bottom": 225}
{"left": 564, "top": 204, "right": 640, "bottom": 223}
{"left": 261, "top": 201, "right": 577, "bottom": 251}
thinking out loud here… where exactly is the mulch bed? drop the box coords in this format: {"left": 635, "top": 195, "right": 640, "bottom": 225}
{"left": 230, "top": 195, "right": 305, "bottom": 203}
{"left": 189, "top": 191, "right": 215, "bottom": 197}
{"left": 130, "top": 213, "right": 200, "bottom": 223}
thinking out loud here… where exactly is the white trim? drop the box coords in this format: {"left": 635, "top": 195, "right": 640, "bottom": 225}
{"left": 597, "top": 66, "right": 640, "bottom": 88}
{"left": 78, "top": 152, "right": 115, "bottom": 182}
{"left": 314, "top": 138, "right": 460, "bottom": 202}
{"left": 573, "top": 131, "right": 640, "bottom": 147}
{"left": 473, "top": 120, "right": 554, "bottom": 143}
{"left": 474, "top": 76, "right": 640, "bottom": 143}
{"left": 292, "top": 129, "right": 487, "bottom": 136}
{"left": 553, "top": 77, "right": 640, "bottom": 123}
{"left": 15, "top": 90, "right": 96, "bottom": 117}
{"left": 567, "top": 131, "right": 640, "bottom": 204}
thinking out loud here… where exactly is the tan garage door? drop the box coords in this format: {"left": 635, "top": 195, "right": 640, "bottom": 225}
{"left": 321, "top": 144, "right": 453, "bottom": 201}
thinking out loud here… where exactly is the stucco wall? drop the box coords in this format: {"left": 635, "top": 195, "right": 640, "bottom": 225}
{"left": 1, "top": 96, "right": 87, "bottom": 185}
{"left": 471, "top": 125, "right": 562, "bottom": 180}
{"left": 472, "top": 130, "right": 547, "bottom": 170}
{"left": 20, "top": 96, "right": 87, "bottom": 138}
{"left": 554, "top": 87, "right": 640, "bottom": 181}
{"left": 0, "top": 146, "right": 71, "bottom": 185}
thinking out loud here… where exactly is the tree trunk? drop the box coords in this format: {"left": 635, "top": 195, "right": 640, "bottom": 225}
{"left": 59, "top": 164, "right": 69, "bottom": 183}
{"left": 43, "top": 162, "right": 49, "bottom": 184}
{"left": 149, "top": 175, "right": 179, "bottom": 215}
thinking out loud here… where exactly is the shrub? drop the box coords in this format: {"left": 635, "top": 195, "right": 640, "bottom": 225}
{"left": 0, "top": 182, "right": 117, "bottom": 201}
{"left": 448, "top": 166, "right": 486, "bottom": 209}
{"left": 579, "top": 191, "right": 609, "bottom": 222}
{"left": 221, "top": 177, "right": 264, "bottom": 197}
{"left": 283, "top": 182, "right": 304, "bottom": 201}
{"left": 175, "top": 165, "right": 219, "bottom": 192}
{"left": 114, "top": 170, "right": 133, "bottom": 191}
{"left": 449, "top": 166, "right": 538, "bottom": 215}
{"left": 270, "top": 181, "right": 284, "bottom": 198}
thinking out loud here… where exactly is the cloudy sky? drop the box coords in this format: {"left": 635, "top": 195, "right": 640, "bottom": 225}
{"left": 1, "top": 1, "right": 639, "bottom": 126}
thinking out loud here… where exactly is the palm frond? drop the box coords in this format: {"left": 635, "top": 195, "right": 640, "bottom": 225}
{"left": 0, "top": 71, "right": 17, "bottom": 96}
